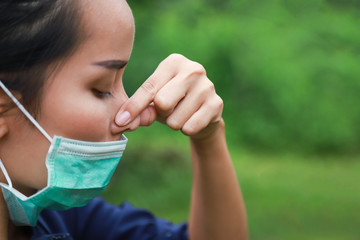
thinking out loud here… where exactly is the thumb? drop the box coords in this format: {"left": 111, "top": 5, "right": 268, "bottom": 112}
{"left": 115, "top": 79, "right": 160, "bottom": 127}
{"left": 138, "top": 103, "right": 158, "bottom": 127}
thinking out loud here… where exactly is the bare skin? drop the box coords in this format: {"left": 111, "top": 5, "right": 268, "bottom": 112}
{"left": 0, "top": 0, "right": 248, "bottom": 239}
{"left": 115, "top": 54, "right": 248, "bottom": 240}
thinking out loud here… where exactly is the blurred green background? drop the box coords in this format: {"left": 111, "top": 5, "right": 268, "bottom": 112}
{"left": 102, "top": 0, "right": 360, "bottom": 239}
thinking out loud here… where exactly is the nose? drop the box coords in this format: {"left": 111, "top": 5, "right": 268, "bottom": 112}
{"left": 111, "top": 120, "right": 141, "bottom": 140}
{"left": 109, "top": 89, "right": 141, "bottom": 138}
{"left": 111, "top": 114, "right": 141, "bottom": 137}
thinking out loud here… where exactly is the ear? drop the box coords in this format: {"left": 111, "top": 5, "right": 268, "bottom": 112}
{"left": 0, "top": 97, "right": 9, "bottom": 139}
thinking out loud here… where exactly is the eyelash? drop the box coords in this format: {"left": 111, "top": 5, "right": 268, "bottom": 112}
{"left": 92, "top": 89, "right": 113, "bottom": 99}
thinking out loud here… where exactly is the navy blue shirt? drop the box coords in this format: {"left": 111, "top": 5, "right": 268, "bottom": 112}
{"left": 30, "top": 198, "right": 188, "bottom": 240}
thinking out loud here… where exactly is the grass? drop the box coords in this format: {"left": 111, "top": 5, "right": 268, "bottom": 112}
{"left": 101, "top": 125, "right": 360, "bottom": 239}
{"left": 238, "top": 153, "right": 360, "bottom": 240}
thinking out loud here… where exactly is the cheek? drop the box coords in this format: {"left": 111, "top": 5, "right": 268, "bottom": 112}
{"left": 62, "top": 107, "right": 109, "bottom": 141}
{"left": 40, "top": 93, "right": 111, "bottom": 142}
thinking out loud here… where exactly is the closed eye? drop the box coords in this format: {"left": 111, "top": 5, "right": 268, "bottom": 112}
{"left": 94, "top": 60, "right": 128, "bottom": 70}
{"left": 92, "top": 89, "right": 113, "bottom": 99}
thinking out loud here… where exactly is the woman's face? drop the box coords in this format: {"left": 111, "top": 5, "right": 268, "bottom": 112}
{"left": 1, "top": 0, "right": 135, "bottom": 194}
{"left": 40, "top": 0, "right": 135, "bottom": 142}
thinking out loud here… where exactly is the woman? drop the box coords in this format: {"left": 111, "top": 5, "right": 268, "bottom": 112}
{"left": 0, "top": 0, "right": 247, "bottom": 239}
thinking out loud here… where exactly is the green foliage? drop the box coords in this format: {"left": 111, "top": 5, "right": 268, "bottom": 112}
{"left": 124, "top": 0, "right": 360, "bottom": 154}
{"left": 103, "top": 138, "right": 360, "bottom": 239}
{"left": 103, "top": 2, "right": 360, "bottom": 237}
{"left": 238, "top": 152, "right": 360, "bottom": 240}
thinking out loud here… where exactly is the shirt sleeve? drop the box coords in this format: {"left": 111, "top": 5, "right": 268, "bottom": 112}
{"left": 59, "top": 198, "right": 189, "bottom": 240}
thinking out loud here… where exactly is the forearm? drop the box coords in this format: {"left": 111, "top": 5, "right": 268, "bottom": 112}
{"left": 188, "top": 120, "right": 248, "bottom": 240}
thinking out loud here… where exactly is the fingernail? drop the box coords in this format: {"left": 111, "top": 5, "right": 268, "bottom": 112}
{"left": 116, "top": 111, "right": 131, "bottom": 126}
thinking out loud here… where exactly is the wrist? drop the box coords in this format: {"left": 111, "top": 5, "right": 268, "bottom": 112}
{"left": 190, "top": 118, "right": 225, "bottom": 147}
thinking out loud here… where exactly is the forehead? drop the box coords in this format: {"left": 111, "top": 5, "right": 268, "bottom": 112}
{"left": 81, "top": 0, "right": 135, "bottom": 33}
{"left": 41, "top": 0, "right": 135, "bottom": 92}
{"left": 49, "top": 0, "right": 135, "bottom": 74}
{"left": 79, "top": 0, "right": 135, "bottom": 56}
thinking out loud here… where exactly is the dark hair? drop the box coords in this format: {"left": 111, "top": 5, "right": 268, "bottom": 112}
{"left": 0, "top": 0, "right": 83, "bottom": 115}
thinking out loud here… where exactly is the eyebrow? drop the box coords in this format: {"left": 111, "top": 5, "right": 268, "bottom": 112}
{"left": 93, "top": 60, "right": 128, "bottom": 70}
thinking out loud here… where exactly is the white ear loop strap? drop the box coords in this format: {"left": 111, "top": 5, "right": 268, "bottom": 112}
{"left": 0, "top": 80, "right": 52, "bottom": 142}
{"left": 0, "top": 158, "right": 12, "bottom": 188}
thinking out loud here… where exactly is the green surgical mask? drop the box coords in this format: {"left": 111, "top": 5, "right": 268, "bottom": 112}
{"left": 0, "top": 81, "right": 128, "bottom": 226}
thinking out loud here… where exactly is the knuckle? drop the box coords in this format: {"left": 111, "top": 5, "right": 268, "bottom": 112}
{"left": 166, "top": 118, "right": 182, "bottom": 131}
{"left": 191, "top": 61, "right": 206, "bottom": 74}
{"left": 184, "top": 61, "right": 206, "bottom": 75}
{"left": 140, "top": 81, "right": 157, "bottom": 98}
{"left": 162, "top": 54, "right": 185, "bottom": 67}
{"left": 168, "top": 53, "right": 185, "bottom": 62}
{"left": 184, "top": 63, "right": 207, "bottom": 82}
{"left": 182, "top": 124, "right": 197, "bottom": 136}
{"left": 215, "top": 96, "right": 224, "bottom": 110}
{"left": 154, "top": 94, "right": 172, "bottom": 111}
{"left": 210, "top": 97, "right": 224, "bottom": 121}
{"left": 198, "top": 81, "right": 216, "bottom": 99}
{"left": 126, "top": 99, "right": 140, "bottom": 113}
{"left": 206, "top": 81, "right": 215, "bottom": 93}
{"left": 209, "top": 96, "right": 224, "bottom": 115}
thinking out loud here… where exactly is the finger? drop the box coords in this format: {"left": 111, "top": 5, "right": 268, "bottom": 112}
{"left": 117, "top": 104, "right": 157, "bottom": 132}
{"left": 182, "top": 95, "right": 223, "bottom": 136}
{"left": 153, "top": 60, "right": 208, "bottom": 119}
{"left": 153, "top": 74, "right": 189, "bottom": 118}
{"left": 123, "top": 115, "right": 141, "bottom": 132}
{"left": 115, "top": 65, "right": 176, "bottom": 126}
{"left": 164, "top": 77, "right": 216, "bottom": 130}
{"left": 139, "top": 103, "right": 158, "bottom": 126}
{"left": 164, "top": 87, "right": 205, "bottom": 131}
